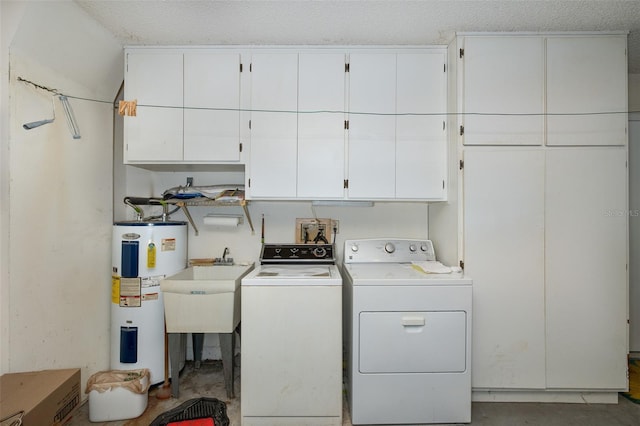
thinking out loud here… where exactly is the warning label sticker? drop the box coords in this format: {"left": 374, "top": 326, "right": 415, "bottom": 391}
{"left": 120, "top": 277, "right": 141, "bottom": 307}
{"left": 161, "top": 238, "right": 176, "bottom": 251}
{"left": 143, "top": 292, "right": 159, "bottom": 301}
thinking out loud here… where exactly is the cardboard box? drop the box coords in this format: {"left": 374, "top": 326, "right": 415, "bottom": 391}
{"left": 0, "top": 368, "right": 80, "bottom": 425}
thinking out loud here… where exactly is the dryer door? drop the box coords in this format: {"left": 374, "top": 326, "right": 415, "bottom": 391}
{"left": 359, "top": 311, "right": 467, "bottom": 373}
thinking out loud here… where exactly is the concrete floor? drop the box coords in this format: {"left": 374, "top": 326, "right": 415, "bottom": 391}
{"left": 68, "top": 359, "right": 640, "bottom": 426}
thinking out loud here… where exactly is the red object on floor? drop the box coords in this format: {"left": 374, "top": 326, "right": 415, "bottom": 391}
{"left": 167, "top": 419, "right": 215, "bottom": 426}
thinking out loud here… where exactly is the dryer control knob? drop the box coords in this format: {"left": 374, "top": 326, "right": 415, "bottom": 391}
{"left": 384, "top": 243, "right": 396, "bottom": 253}
{"left": 351, "top": 244, "right": 359, "bottom": 252}
{"left": 409, "top": 244, "right": 417, "bottom": 252}
{"left": 420, "top": 243, "right": 430, "bottom": 252}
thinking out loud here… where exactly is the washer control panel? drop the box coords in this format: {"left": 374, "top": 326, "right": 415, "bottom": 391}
{"left": 260, "top": 243, "right": 335, "bottom": 264}
{"left": 344, "top": 239, "right": 435, "bottom": 263}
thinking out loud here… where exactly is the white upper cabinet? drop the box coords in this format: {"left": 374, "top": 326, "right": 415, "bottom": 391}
{"left": 124, "top": 47, "right": 448, "bottom": 200}
{"left": 248, "top": 53, "right": 298, "bottom": 198}
{"left": 124, "top": 49, "right": 243, "bottom": 164}
{"left": 348, "top": 53, "right": 397, "bottom": 199}
{"left": 348, "top": 50, "right": 448, "bottom": 200}
{"left": 125, "top": 51, "right": 184, "bottom": 162}
{"left": 462, "top": 36, "right": 545, "bottom": 146}
{"left": 297, "top": 53, "right": 346, "bottom": 199}
{"left": 183, "top": 52, "right": 241, "bottom": 161}
{"left": 546, "top": 36, "right": 628, "bottom": 146}
{"left": 460, "top": 34, "right": 627, "bottom": 147}
{"left": 396, "top": 52, "right": 447, "bottom": 199}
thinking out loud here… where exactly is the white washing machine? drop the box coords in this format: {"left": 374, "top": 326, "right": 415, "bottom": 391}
{"left": 343, "top": 238, "right": 472, "bottom": 425}
{"left": 241, "top": 244, "right": 342, "bottom": 426}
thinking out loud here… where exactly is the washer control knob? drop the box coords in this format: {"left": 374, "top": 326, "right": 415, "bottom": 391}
{"left": 384, "top": 243, "right": 396, "bottom": 253}
{"left": 409, "top": 244, "right": 417, "bottom": 252}
{"left": 313, "top": 247, "right": 327, "bottom": 258}
{"left": 351, "top": 244, "right": 359, "bottom": 252}
{"left": 420, "top": 243, "right": 430, "bottom": 252}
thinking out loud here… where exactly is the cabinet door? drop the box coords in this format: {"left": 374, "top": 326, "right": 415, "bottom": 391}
{"left": 297, "top": 53, "right": 346, "bottom": 199}
{"left": 348, "top": 53, "right": 396, "bottom": 198}
{"left": 249, "top": 53, "right": 298, "bottom": 198}
{"left": 124, "top": 52, "right": 183, "bottom": 162}
{"left": 462, "top": 37, "right": 544, "bottom": 146}
{"left": 464, "top": 149, "right": 546, "bottom": 389}
{"left": 546, "top": 36, "right": 627, "bottom": 146}
{"left": 183, "top": 53, "right": 241, "bottom": 162}
{"left": 396, "top": 52, "right": 447, "bottom": 199}
{"left": 545, "top": 148, "right": 627, "bottom": 389}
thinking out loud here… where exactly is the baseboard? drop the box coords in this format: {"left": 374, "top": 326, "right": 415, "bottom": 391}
{"left": 472, "top": 390, "right": 620, "bottom": 404}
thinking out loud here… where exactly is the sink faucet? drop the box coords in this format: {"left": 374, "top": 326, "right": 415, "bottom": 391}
{"left": 222, "top": 247, "right": 230, "bottom": 261}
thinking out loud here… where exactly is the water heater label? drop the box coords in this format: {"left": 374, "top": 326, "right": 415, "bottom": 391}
{"left": 122, "top": 233, "right": 141, "bottom": 240}
{"left": 119, "top": 277, "right": 141, "bottom": 307}
{"left": 161, "top": 238, "right": 176, "bottom": 251}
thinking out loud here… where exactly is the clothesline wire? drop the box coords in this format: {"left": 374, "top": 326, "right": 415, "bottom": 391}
{"left": 18, "top": 76, "right": 640, "bottom": 116}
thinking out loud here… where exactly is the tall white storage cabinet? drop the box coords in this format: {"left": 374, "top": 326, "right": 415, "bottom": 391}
{"left": 630, "top": 114, "right": 640, "bottom": 353}
{"left": 544, "top": 148, "right": 628, "bottom": 389}
{"left": 464, "top": 149, "right": 546, "bottom": 390}
{"left": 453, "top": 32, "right": 629, "bottom": 402}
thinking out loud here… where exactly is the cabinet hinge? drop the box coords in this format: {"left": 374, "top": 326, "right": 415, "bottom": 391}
{"left": 345, "top": 63, "right": 350, "bottom": 72}
{"left": 249, "top": 120, "right": 251, "bottom": 129}
{"left": 240, "top": 63, "right": 243, "bottom": 72}
{"left": 444, "top": 63, "right": 446, "bottom": 72}
{"left": 344, "top": 179, "right": 349, "bottom": 189}
{"left": 459, "top": 160, "right": 464, "bottom": 170}
{"left": 249, "top": 63, "right": 252, "bottom": 72}
{"left": 459, "top": 125, "right": 464, "bottom": 136}
{"left": 239, "top": 143, "right": 243, "bottom": 153}
{"left": 443, "top": 180, "right": 445, "bottom": 189}
{"left": 248, "top": 178, "right": 251, "bottom": 188}
{"left": 443, "top": 121, "right": 446, "bottom": 131}
{"left": 344, "top": 120, "right": 349, "bottom": 130}
{"left": 459, "top": 260, "right": 464, "bottom": 269}
{"left": 459, "top": 48, "right": 464, "bottom": 58}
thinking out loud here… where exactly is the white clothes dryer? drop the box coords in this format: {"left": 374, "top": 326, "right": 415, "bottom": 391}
{"left": 343, "top": 238, "right": 472, "bottom": 425}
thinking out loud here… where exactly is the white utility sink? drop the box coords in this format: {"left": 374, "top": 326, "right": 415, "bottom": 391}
{"left": 161, "top": 264, "right": 254, "bottom": 333}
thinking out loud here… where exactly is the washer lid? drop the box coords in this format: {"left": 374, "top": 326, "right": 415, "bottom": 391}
{"left": 243, "top": 264, "right": 342, "bottom": 285}
{"left": 257, "top": 266, "right": 333, "bottom": 278}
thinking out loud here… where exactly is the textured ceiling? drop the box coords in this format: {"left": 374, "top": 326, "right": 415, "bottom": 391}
{"left": 74, "top": 0, "right": 640, "bottom": 73}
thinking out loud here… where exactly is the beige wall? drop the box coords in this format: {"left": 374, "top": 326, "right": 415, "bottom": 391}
{"left": 1, "top": 1, "right": 122, "bottom": 391}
